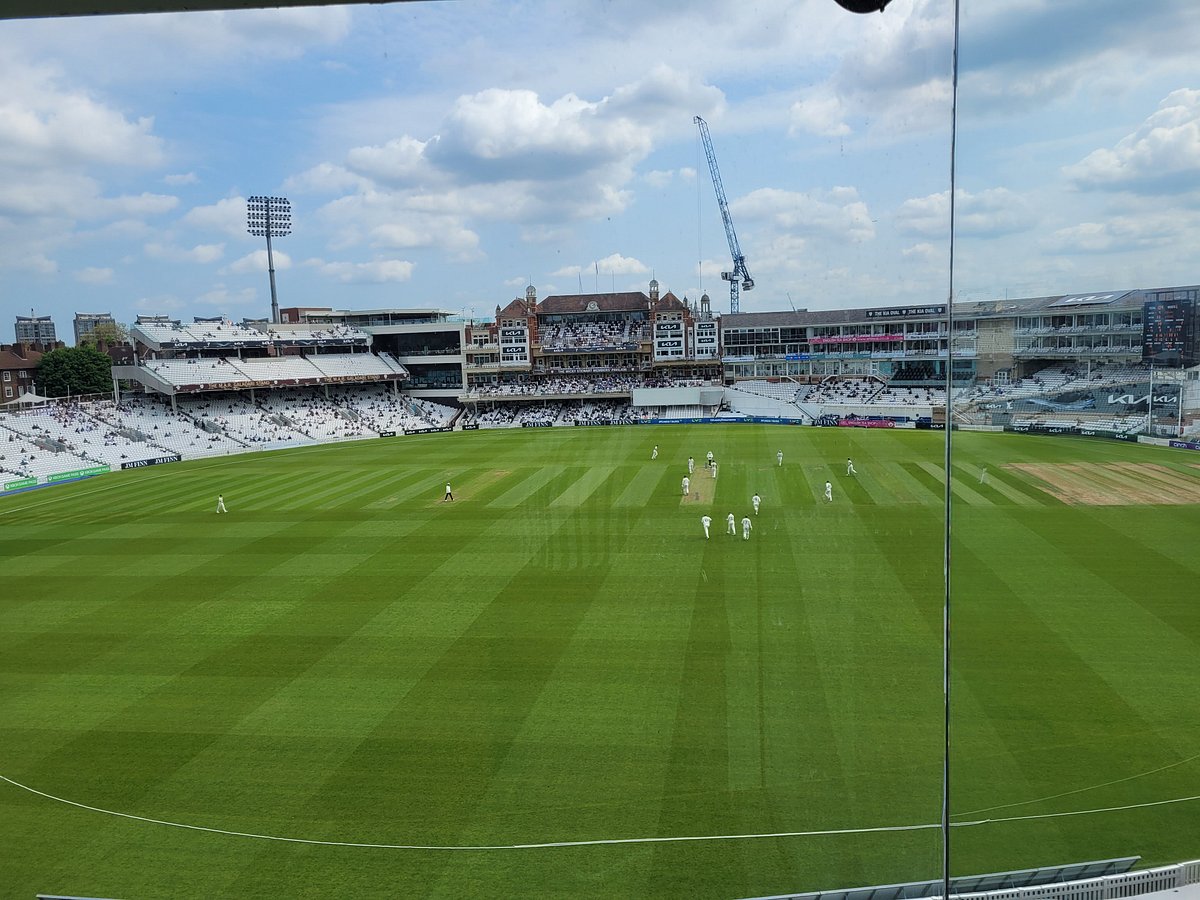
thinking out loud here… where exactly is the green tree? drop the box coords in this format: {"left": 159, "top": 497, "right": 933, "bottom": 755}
{"left": 36, "top": 346, "right": 114, "bottom": 397}
{"left": 80, "top": 321, "right": 129, "bottom": 348}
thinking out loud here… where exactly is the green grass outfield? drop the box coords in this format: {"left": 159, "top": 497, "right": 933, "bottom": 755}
{"left": 1, "top": 425, "right": 1199, "bottom": 899}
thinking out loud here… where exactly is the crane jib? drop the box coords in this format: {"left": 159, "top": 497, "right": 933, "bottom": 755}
{"left": 694, "top": 115, "right": 755, "bottom": 313}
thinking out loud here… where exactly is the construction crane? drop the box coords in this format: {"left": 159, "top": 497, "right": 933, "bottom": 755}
{"left": 694, "top": 115, "right": 754, "bottom": 314}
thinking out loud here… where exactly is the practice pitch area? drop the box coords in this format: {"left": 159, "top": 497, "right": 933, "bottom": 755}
{"left": 1, "top": 425, "right": 1198, "bottom": 898}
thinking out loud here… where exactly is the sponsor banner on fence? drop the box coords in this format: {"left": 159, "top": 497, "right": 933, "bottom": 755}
{"left": 47, "top": 465, "right": 110, "bottom": 483}
{"left": 1004, "top": 424, "right": 1140, "bottom": 441}
{"left": 837, "top": 418, "right": 896, "bottom": 428}
{"left": 1169, "top": 439, "right": 1200, "bottom": 451}
{"left": 405, "top": 426, "right": 453, "bottom": 435}
{"left": 461, "top": 423, "right": 480, "bottom": 430}
{"left": 3, "top": 477, "right": 37, "bottom": 491}
{"left": 377, "top": 431, "right": 396, "bottom": 437}
{"left": 120, "top": 454, "right": 181, "bottom": 470}
{"left": 521, "top": 421, "right": 554, "bottom": 428}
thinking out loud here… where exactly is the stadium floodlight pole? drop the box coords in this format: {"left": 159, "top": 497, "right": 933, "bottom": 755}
{"left": 246, "top": 196, "right": 292, "bottom": 325}
{"left": 942, "top": 1, "right": 962, "bottom": 899}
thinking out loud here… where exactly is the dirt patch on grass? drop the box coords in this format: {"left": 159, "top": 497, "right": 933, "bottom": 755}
{"left": 1008, "top": 463, "right": 1200, "bottom": 505}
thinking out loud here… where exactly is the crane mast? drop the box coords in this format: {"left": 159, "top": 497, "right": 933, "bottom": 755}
{"left": 694, "top": 115, "right": 754, "bottom": 314}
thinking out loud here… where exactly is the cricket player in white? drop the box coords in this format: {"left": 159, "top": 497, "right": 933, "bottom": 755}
{"left": 216, "top": 494, "right": 227, "bottom": 514}
{"left": 846, "top": 457, "right": 857, "bottom": 475}
{"left": 711, "top": 463, "right": 718, "bottom": 480}
{"left": 824, "top": 481, "right": 833, "bottom": 502}
{"left": 443, "top": 482, "right": 454, "bottom": 501}
{"left": 726, "top": 512, "right": 736, "bottom": 535}
{"left": 701, "top": 515, "right": 712, "bottom": 539}
{"left": 979, "top": 466, "right": 988, "bottom": 484}
{"left": 682, "top": 476, "right": 690, "bottom": 496}
{"left": 652, "top": 445, "right": 659, "bottom": 459}
{"left": 741, "top": 516, "right": 753, "bottom": 540}
{"left": 688, "top": 456, "right": 695, "bottom": 474}
{"left": 706, "top": 451, "right": 714, "bottom": 469}
{"left": 777, "top": 449, "right": 783, "bottom": 466}
{"left": 752, "top": 493, "right": 761, "bottom": 515}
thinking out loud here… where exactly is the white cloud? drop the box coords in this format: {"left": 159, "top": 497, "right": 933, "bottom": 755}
{"left": 315, "top": 190, "right": 481, "bottom": 261}
{"left": 642, "top": 167, "right": 697, "bottom": 188}
{"left": 182, "top": 197, "right": 250, "bottom": 239}
{"left": 320, "top": 66, "right": 724, "bottom": 240}
{"left": 553, "top": 254, "right": 648, "bottom": 279}
{"left": 0, "top": 58, "right": 165, "bottom": 172}
{"left": 133, "top": 295, "right": 184, "bottom": 312}
{"left": 196, "top": 284, "right": 257, "bottom": 308}
{"left": 789, "top": 90, "right": 851, "bottom": 138}
{"left": 896, "top": 187, "right": 1034, "bottom": 239}
{"left": 735, "top": 186, "right": 876, "bottom": 243}
{"left": 75, "top": 266, "right": 114, "bottom": 284}
{"left": 903, "top": 242, "right": 941, "bottom": 263}
{"left": 1044, "top": 212, "right": 1186, "bottom": 254}
{"left": 81, "top": 8, "right": 353, "bottom": 77}
{"left": 225, "top": 249, "right": 291, "bottom": 275}
{"left": 518, "top": 224, "right": 572, "bottom": 245}
{"left": 594, "top": 253, "right": 649, "bottom": 276}
{"left": 306, "top": 257, "right": 415, "bottom": 283}
{"left": 145, "top": 242, "right": 224, "bottom": 263}
{"left": 345, "top": 137, "right": 433, "bottom": 188}
{"left": 285, "top": 162, "right": 368, "bottom": 195}
{"left": 12, "top": 252, "right": 57, "bottom": 275}
{"left": 1065, "top": 88, "right": 1200, "bottom": 193}
{"left": 164, "top": 172, "right": 197, "bottom": 186}
{"left": 103, "top": 193, "right": 178, "bottom": 218}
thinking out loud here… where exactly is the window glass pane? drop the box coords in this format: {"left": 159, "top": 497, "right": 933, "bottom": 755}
{"left": 952, "top": 0, "right": 1200, "bottom": 878}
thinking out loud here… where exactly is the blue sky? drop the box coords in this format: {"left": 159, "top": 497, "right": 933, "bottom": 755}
{"left": 2, "top": 0, "right": 1199, "bottom": 340}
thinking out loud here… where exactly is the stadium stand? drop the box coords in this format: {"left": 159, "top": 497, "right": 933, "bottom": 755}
{"left": 0, "top": 404, "right": 167, "bottom": 468}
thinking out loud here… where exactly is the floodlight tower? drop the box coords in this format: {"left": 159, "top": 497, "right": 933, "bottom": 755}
{"left": 246, "top": 195, "right": 292, "bottom": 324}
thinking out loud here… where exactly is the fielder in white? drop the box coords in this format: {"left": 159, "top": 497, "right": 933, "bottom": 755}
{"left": 652, "top": 445, "right": 659, "bottom": 460}
{"left": 824, "top": 481, "right": 833, "bottom": 502}
{"left": 682, "top": 476, "right": 690, "bottom": 496}
{"left": 846, "top": 457, "right": 857, "bottom": 475}
{"left": 216, "top": 494, "right": 227, "bottom": 514}
{"left": 711, "top": 463, "right": 718, "bottom": 481}
{"left": 688, "top": 456, "right": 695, "bottom": 474}
{"left": 726, "top": 512, "right": 736, "bottom": 535}
{"left": 777, "top": 449, "right": 783, "bottom": 466}
{"left": 979, "top": 466, "right": 988, "bottom": 484}
{"left": 701, "top": 515, "right": 712, "bottom": 539}
{"left": 752, "top": 493, "right": 761, "bottom": 515}
{"left": 706, "top": 451, "right": 714, "bottom": 469}
{"left": 741, "top": 516, "right": 753, "bottom": 540}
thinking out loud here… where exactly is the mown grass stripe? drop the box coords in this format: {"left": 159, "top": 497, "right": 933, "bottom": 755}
{"left": 549, "top": 465, "right": 618, "bottom": 507}
{"left": 488, "top": 465, "right": 567, "bottom": 508}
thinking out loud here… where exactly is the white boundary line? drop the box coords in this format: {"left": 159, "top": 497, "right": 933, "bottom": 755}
{"left": 1, "top": 773, "right": 1197, "bottom": 852}
{"left": 954, "top": 751, "right": 1200, "bottom": 817}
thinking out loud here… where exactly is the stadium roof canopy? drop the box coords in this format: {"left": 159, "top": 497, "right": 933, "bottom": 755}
{"left": 721, "top": 289, "right": 1159, "bottom": 330}
{"left": 1, "top": 0, "right": 421, "bottom": 20}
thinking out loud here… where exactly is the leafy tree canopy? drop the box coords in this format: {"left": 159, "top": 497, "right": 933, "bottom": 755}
{"left": 36, "top": 346, "right": 114, "bottom": 397}
{"left": 80, "top": 321, "right": 129, "bottom": 347}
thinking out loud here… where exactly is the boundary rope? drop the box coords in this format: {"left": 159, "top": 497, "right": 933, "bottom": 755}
{"left": 2, "top": 772, "right": 1197, "bottom": 852}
